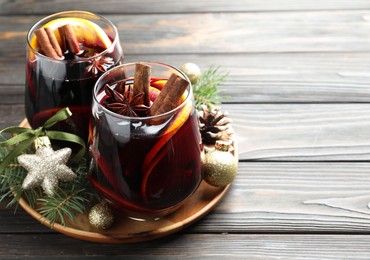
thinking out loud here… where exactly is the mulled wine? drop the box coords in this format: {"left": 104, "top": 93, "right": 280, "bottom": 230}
{"left": 25, "top": 11, "right": 123, "bottom": 141}
{"left": 88, "top": 62, "right": 203, "bottom": 218}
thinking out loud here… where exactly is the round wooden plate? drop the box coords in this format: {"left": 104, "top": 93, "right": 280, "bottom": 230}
{"left": 18, "top": 180, "right": 231, "bottom": 243}
{"left": 17, "top": 119, "right": 236, "bottom": 243}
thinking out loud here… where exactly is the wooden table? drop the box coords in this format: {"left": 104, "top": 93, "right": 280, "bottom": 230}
{"left": 1, "top": 1, "right": 370, "bottom": 258}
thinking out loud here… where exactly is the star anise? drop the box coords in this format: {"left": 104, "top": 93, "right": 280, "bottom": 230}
{"left": 85, "top": 55, "right": 114, "bottom": 75}
{"left": 103, "top": 83, "right": 150, "bottom": 117}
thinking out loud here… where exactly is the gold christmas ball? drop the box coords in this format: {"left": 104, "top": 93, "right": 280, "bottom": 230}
{"left": 180, "top": 63, "right": 201, "bottom": 85}
{"left": 88, "top": 201, "right": 114, "bottom": 230}
{"left": 202, "top": 149, "right": 237, "bottom": 187}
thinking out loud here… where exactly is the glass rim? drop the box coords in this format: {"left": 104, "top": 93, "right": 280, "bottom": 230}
{"left": 26, "top": 10, "right": 119, "bottom": 64}
{"left": 93, "top": 61, "right": 193, "bottom": 121}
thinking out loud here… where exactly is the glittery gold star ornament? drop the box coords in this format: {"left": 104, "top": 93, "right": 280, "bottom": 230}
{"left": 17, "top": 136, "right": 77, "bottom": 196}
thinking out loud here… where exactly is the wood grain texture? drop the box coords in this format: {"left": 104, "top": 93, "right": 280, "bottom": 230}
{"left": 224, "top": 103, "right": 370, "bottom": 161}
{"left": 0, "top": 208, "right": 54, "bottom": 234}
{"left": 1, "top": 103, "right": 369, "bottom": 161}
{"left": 2, "top": 162, "right": 370, "bottom": 235}
{"left": 1, "top": 0, "right": 370, "bottom": 14}
{"left": 0, "top": 104, "right": 25, "bottom": 128}
{"left": 0, "top": 0, "right": 370, "bottom": 256}
{"left": 3, "top": 11, "right": 370, "bottom": 58}
{"left": 1, "top": 234, "right": 370, "bottom": 259}
{"left": 3, "top": 53, "right": 370, "bottom": 104}
{"left": 198, "top": 162, "right": 370, "bottom": 233}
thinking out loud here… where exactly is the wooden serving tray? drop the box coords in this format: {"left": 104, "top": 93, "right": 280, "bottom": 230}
{"left": 17, "top": 119, "right": 236, "bottom": 243}
{"left": 18, "top": 181, "right": 231, "bottom": 243}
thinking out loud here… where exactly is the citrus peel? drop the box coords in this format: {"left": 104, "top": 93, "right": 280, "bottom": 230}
{"left": 29, "top": 17, "right": 111, "bottom": 59}
{"left": 141, "top": 99, "right": 193, "bottom": 201}
{"left": 150, "top": 79, "right": 167, "bottom": 90}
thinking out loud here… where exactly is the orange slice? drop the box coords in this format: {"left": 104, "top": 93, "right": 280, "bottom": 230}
{"left": 141, "top": 99, "right": 193, "bottom": 202}
{"left": 29, "top": 17, "right": 112, "bottom": 58}
{"left": 150, "top": 79, "right": 167, "bottom": 90}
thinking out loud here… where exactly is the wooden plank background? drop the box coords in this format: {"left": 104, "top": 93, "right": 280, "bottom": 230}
{"left": 1, "top": 0, "right": 370, "bottom": 14}
{"left": 3, "top": 53, "right": 370, "bottom": 104}
{"left": 1, "top": 103, "right": 369, "bottom": 161}
{"left": 3, "top": 11, "right": 370, "bottom": 56}
{"left": 1, "top": 234, "right": 370, "bottom": 259}
{"left": 0, "top": 0, "right": 370, "bottom": 258}
{"left": 2, "top": 11, "right": 370, "bottom": 103}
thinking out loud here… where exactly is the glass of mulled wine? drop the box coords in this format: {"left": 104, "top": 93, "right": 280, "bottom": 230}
{"left": 25, "top": 11, "right": 124, "bottom": 141}
{"left": 89, "top": 62, "right": 203, "bottom": 218}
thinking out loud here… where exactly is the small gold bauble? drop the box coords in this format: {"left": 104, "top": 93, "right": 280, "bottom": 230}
{"left": 88, "top": 201, "right": 114, "bottom": 230}
{"left": 180, "top": 63, "right": 201, "bottom": 85}
{"left": 202, "top": 147, "right": 237, "bottom": 187}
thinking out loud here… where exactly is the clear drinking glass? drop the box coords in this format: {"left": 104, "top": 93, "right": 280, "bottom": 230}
{"left": 25, "top": 11, "right": 124, "bottom": 141}
{"left": 88, "top": 62, "right": 203, "bottom": 218}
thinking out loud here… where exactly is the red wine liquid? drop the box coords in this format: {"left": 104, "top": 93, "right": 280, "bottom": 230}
{"left": 25, "top": 44, "right": 123, "bottom": 142}
{"left": 88, "top": 83, "right": 202, "bottom": 215}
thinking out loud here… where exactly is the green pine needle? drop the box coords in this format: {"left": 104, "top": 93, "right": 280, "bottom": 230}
{"left": 37, "top": 188, "right": 89, "bottom": 227}
{"left": 0, "top": 64, "right": 229, "bottom": 228}
{"left": 193, "top": 66, "right": 228, "bottom": 110}
{"left": 35, "top": 158, "right": 98, "bottom": 227}
{"left": 0, "top": 142, "right": 98, "bottom": 227}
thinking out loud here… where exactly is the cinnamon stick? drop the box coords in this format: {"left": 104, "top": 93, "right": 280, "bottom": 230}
{"left": 34, "top": 28, "right": 61, "bottom": 59}
{"left": 154, "top": 76, "right": 189, "bottom": 115}
{"left": 59, "top": 24, "right": 80, "bottom": 54}
{"left": 57, "top": 27, "right": 67, "bottom": 53}
{"left": 149, "top": 73, "right": 178, "bottom": 116}
{"left": 45, "top": 27, "right": 63, "bottom": 57}
{"left": 133, "top": 63, "right": 151, "bottom": 107}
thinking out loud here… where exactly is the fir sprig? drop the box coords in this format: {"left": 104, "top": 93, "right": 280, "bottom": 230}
{"left": 0, "top": 64, "right": 228, "bottom": 228}
{"left": 192, "top": 66, "right": 228, "bottom": 110}
{"left": 0, "top": 143, "right": 98, "bottom": 227}
{"left": 0, "top": 165, "right": 41, "bottom": 211}
{"left": 36, "top": 157, "right": 98, "bottom": 227}
{"left": 37, "top": 188, "right": 89, "bottom": 227}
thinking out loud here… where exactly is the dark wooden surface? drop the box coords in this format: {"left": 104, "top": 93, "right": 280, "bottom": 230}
{"left": 1, "top": 1, "right": 370, "bottom": 259}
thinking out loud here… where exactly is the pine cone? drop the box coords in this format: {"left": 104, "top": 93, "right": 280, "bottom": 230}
{"left": 198, "top": 105, "right": 234, "bottom": 145}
